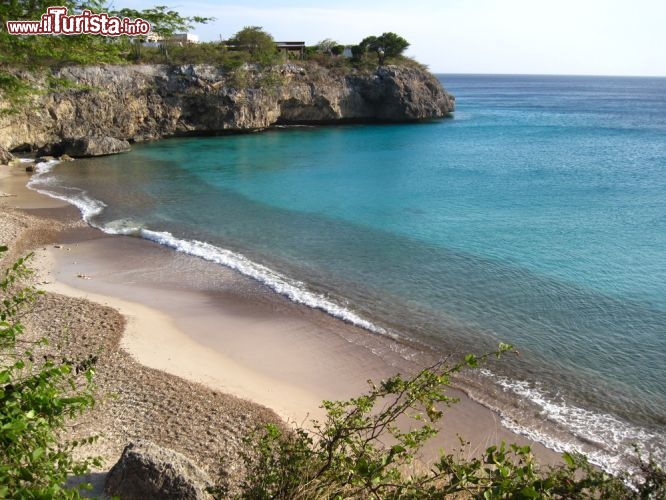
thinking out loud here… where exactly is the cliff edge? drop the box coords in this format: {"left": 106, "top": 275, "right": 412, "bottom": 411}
{"left": 0, "top": 63, "right": 454, "bottom": 152}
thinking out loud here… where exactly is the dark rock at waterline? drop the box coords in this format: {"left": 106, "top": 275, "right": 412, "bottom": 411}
{"left": 105, "top": 440, "right": 214, "bottom": 500}
{"left": 61, "top": 136, "right": 131, "bottom": 157}
{"left": 36, "top": 142, "right": 64, "bottom": 158}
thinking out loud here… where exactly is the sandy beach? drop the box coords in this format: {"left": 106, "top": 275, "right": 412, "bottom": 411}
{"left": 0, "top": 162, "right": 561, "bottom": 492}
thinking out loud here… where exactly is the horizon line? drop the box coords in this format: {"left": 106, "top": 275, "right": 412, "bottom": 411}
{"left": 431, "top": 71, "right": 666, "bottom": 78}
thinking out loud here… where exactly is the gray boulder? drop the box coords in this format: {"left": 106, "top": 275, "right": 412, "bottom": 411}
{"left": 0, "top": 145, "right": 13, "bottom": 165}
{"left": 105, "top": 440, "right": 214, "bottom": 500}
{"left": 62, "top": 136, "right": 130, "bottom": 157}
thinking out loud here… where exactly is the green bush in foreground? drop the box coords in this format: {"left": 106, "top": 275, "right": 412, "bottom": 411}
{"left": 221, "top": 346, "right": 665, "bottom": 499}
{"left": 0, "top": 247, "right": 99, "bottom": 498}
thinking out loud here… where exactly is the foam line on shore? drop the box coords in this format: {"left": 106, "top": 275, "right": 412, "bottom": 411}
{"left": 26, "top": 159, "right": 390, "bottom": 337}
{"left": 476, "top": 369, "right": 665, "bottom": 476}
{"left": 27, "top": 159, "right": 108, "bottom": 221}
{"left": 134, "top": 228, "right": 390, "bottom": 336}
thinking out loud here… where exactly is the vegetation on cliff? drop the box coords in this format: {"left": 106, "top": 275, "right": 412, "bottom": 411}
{"left": 0, "top": 1, "right": 213, "bottom": 68}
{"left": 0, "top": 2, "right": 423, "bottom": 115}
{"left": 0, "top": 1, "right": 414, "bottom": 70}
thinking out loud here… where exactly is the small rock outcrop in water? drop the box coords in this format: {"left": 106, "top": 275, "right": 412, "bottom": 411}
{"left": 61, "top": 136, "right": 131, "bottom": 157}
{"left": 0, "top": 63, "right": 455, "bottom": 151}
{"left": 105, "top": 440, "right": 214, "bottom": 500}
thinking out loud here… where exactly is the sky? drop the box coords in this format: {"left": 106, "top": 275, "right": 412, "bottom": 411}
{"left": 112, "top": 0, "right": 666, "bottom": 76}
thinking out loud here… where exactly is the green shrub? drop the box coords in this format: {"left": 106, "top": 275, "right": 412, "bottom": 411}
{"left": 218, "top": 344, "right": 664, "bottom": 499}
{"left": 0, "top": 247, "right": 99, "bottom": 498}
{"left": 227, "top": 26, "right": 279, "bottom": 65}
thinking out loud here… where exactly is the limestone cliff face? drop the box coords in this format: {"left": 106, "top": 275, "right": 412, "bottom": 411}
{"left": 0, "top": 63, "right": 454, "bottom": 151}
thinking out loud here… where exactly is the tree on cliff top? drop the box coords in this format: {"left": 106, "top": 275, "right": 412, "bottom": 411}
{"left": 356, "top": 32, "right": 410, "bottom": 64}
{"left": 227, "top": 26, "right": 277, "bottom": 63}
{"left": 317, "top": 38, "right": 338, "bottom": 55}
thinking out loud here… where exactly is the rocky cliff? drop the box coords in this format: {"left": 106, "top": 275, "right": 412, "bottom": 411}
{"left": 0, "top": 63, "right": 454, "bottom": 152}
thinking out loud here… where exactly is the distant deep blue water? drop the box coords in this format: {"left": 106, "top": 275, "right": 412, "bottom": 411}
{"left": 31, "top": 74, "right": 666, "bottom": 472}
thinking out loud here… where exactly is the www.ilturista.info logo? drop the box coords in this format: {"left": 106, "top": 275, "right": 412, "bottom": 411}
{"left": 6, "top": 6, "right": 151, "bottom": 36}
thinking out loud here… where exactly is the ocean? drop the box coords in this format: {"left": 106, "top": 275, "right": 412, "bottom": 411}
{"left": 29, "top": 74, "right": 666, "bottom": 473}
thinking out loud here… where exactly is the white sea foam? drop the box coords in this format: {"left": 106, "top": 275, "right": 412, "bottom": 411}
{"left": 104, "top": 219, "right": 145, "bottom": 236}
{"left": 27, "top": 159, "right": 107, "bottom": 221}
{"left": 26, "top": 158, "right": 60, "bottom": 181}
{"left": 133, "top": 228, "right": 388, "bottom": 335}
{"left": 478, "top": 369, "right": 665, "bottom": 476}
{"left": 25, "top": 159, "right": 390, "bottom": 335}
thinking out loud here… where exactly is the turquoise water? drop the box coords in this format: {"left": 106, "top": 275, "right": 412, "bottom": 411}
{"left": 31, "top": 74, "right": 666, "bottom": 471}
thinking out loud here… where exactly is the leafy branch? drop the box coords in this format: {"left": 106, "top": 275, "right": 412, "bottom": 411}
{"left": 218, "top": 339, "right": 664, "bottom": 499}
{"left": 0, "top": 247, "right": 100, "bottom": 497}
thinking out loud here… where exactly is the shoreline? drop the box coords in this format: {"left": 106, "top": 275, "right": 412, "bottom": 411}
{"left": 0, "top": 164, "right": 563, "bottom": 471}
